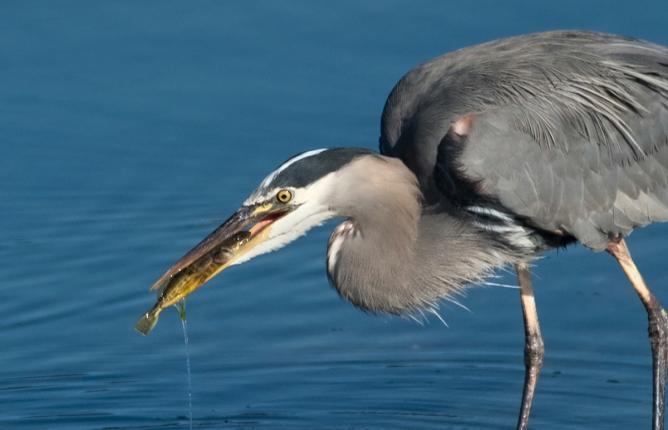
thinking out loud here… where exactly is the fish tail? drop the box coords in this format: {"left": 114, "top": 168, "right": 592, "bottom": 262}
{"left": 135, "top": 308, "right": 161, "bottom": 336}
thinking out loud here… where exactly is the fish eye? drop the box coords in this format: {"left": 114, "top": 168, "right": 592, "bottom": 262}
{"left": 276, "top": 189, "right": 293, "bottom": 204}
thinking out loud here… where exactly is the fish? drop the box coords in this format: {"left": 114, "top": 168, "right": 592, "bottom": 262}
{"left": 135, "top": 230, "right": 251, "bottom": 335}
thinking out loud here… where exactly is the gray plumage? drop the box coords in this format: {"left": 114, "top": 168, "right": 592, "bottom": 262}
{"left": 323, "top": 31, "right": 668, "bottom": 311}
{"left": 380, "top": 30, "right": 668, "bottom": 250}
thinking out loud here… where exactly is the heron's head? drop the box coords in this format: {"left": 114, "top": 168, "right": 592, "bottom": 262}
{"left": 150, "top": 148, "right": 378, "bottom": 293}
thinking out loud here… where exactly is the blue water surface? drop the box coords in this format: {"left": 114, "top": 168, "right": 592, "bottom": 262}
{"left": 2, "top": 1, "right": 668, "bottom": 429}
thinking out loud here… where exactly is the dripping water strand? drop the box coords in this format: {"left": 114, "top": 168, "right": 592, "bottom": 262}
{"left": 178, "top": 301, "right": 193, "bottom": 430}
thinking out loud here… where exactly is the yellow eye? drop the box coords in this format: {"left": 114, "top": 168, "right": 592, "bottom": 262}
{"left": 276, "top": 189, "right": 293, "bottom": 204}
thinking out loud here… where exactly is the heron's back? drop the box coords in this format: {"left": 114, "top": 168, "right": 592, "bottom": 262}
{"left": 380, "top": 30, "right": 668, "bottom": 250}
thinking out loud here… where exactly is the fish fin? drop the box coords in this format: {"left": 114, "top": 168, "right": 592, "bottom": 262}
{"left": 135, "top": 310, "right": 160, "bottom": 336}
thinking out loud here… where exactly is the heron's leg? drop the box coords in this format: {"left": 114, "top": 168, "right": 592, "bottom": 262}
{"left": 515, "top": 262, "right": 544, "bottom": 430}
{"left": 608, "top": 238, "right": 668, "bottom": 430}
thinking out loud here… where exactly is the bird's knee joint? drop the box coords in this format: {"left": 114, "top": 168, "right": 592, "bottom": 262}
{"left": 647, "top": 305, "right": 668, "bottom": 349}
{"left": 524, "top": 334, "right": 544, "bottom": 368}
{"left": 649, "top": 308, "right": 668, "bottom": 336}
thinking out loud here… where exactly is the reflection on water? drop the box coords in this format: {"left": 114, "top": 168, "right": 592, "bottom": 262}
{"left": 2, "top": 1, "right": 668, "bottom": 429}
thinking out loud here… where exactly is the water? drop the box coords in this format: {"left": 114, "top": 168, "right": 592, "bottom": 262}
{"left": 1, "top": 1, "right": 668, "bottom": 429}
{"left": 180, "top": 314, "right": 193, "bottom": 430}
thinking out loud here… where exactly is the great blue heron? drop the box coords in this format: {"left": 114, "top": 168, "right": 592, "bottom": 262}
{"left": 149, "top": 31, "right": 668, "bottom": 429}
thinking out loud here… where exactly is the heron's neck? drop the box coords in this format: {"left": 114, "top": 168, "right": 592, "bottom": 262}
{"left": 327, "top": 202, "right": 520, "bottom": 315}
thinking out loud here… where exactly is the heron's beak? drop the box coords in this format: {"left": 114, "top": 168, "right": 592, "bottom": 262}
{"left": 149, "top": 202, "right": 291, "bottom": 294}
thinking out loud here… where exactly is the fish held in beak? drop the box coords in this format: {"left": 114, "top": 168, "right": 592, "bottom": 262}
{"left": 135, "top": 230, "right": 252, "bottom": 335}
{"left": 135, "top": 203, "right": 291, "bottom": 335}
